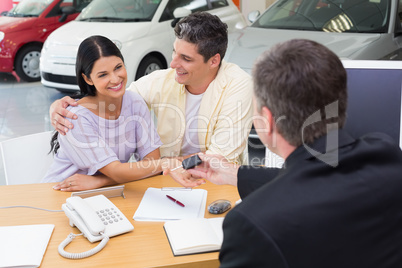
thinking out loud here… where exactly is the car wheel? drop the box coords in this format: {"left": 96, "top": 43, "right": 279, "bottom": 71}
{"left": 135, "top": 55, "right": 163, "bottom": 80}
{"left": 15, "top": 44, "right": 42, "bottom": 82}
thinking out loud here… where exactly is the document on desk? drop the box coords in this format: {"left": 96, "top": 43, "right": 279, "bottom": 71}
{"left": 0, "top": 224, "right": 54, "bottom": 268}
{"left": 133, "top": 187, "right": 207, "bottom": 221}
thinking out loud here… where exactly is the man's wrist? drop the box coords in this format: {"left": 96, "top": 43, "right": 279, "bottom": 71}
{"left": 230, "top": 164, "right": 240, "bottom": 186}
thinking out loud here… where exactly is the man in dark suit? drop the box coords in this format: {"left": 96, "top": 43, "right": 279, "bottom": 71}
{"left": 187, "top": 39, "right": 402, "bottom": 267}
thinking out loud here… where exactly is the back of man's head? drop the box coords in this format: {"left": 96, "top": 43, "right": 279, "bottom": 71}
{"left": 174, "top": 12, "right": 228, "bottom": 62}
{"left": 253, "top": 39, "right": 348, "bottom": 147}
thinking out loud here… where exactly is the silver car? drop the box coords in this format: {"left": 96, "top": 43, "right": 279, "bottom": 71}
{"left": 226, "top": 0, "right": 402, "bottom": 74}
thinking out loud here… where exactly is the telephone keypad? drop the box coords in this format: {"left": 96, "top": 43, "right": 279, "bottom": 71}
{"left": 97, "top": 207, "right": 125, "bottom": 225}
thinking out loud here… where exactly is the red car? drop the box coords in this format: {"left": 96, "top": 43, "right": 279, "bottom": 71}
{"left": 0, "top": 0, "right": 91, "bottom": 82}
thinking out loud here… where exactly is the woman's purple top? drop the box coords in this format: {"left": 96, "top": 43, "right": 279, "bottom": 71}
{"left": 42, "top": 91, "right": 162, "bottom": 182}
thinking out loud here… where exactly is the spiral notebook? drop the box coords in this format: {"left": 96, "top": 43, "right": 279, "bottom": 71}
{"left": 133, "top": 187, "right": 207, "bottom": 221}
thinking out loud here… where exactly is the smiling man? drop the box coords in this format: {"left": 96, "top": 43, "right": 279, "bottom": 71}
{"left": 50, "top": 12, "right": 253, "bottom": 168}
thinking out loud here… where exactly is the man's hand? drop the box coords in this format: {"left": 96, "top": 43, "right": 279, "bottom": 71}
{"left": 52, "top": 174, "right": 116, "bottom": 192}
{"left": 187, "top": 153, "right": 240, "bottom": 186}
{"left": 50, "top": 96, "right": 78, "bottom": 135}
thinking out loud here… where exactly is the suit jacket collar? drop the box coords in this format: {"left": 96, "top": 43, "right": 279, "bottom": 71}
{"left": 284, "top": 129, "right": 356, "bottom": 169}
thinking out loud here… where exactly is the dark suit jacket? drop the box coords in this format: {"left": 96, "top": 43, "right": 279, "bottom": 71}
{"left": 220, "top": 130, "right": 402, "bottom": 268}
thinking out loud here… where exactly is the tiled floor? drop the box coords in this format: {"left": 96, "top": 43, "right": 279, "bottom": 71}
{"left": 0, "top": 73, "right": 69, "bottom": 185}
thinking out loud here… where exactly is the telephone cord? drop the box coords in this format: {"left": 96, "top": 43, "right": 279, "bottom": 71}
{"left": 58, "top": 232, "right": 110, "bottom": 259}
{"left": 0, "top": 205, "right": 63, "bottom": 212}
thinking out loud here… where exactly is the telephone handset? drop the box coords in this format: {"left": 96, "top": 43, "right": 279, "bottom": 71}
{"left": 58, "top": 194, "right": 134, "bottom": 259}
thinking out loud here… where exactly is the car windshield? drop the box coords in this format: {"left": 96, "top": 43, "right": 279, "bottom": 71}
{"left": 6, "top": 0, "right": 52, "bottom": 17}
{"left": 253, "top": 0, "right": 391, "bottom": 33}
{"left": 77, "top": 0, "right": 162, "bottom": 22}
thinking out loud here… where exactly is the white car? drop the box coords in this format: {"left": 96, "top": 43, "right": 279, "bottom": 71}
{"left": 226, "top": 0, "right": 402, "bottom": 74}
{"left": 40, "top": 0, "right": 247, "bottom": 92}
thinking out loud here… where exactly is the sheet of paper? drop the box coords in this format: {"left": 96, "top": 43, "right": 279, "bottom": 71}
{"left": 133, "top": 187, "right": 207, "bottom": 221}
{"left": 207, "top": 217, "right": 225, "bottom": 242}
{"left": 0, "top": 224, "right": 54, "bottom": 268}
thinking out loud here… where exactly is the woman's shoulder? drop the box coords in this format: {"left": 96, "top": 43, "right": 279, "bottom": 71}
{"left": 66, "top": 103, "right": 98, "bottom": 125}
{"left": 67, "top": 103, "right": 93, "bottom": 115}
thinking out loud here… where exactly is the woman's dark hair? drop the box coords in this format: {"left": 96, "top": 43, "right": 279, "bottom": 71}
{"left": 50, "top": 35, "right": 124, "bottom": 154}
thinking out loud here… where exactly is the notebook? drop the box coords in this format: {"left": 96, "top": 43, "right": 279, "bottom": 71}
{"left": 0, "top": 224, "right": 54, "bottom": 268}
{"left": 164, "top": 217, "right": 224, "bottom": 256}
{"left": 133, "top": 187, "right": 207, "bottom": 221}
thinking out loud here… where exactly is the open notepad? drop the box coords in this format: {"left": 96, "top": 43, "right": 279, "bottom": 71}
{"left": 0, "top": 224, "right": 54, "bottom": 268}
{"left": 133, "top": 187, "right": 207, "bottom": 221}
{"left": 164, "top": 217, "right": 224, "bottom": 256}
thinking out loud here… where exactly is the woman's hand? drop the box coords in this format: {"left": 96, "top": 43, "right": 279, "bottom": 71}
{"left": 53, "top": 174, "right": 116, "bottom": 192}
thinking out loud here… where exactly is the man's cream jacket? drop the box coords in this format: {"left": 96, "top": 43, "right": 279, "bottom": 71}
{"left": 127, "top": 61, "right": 253, "bottom": 164}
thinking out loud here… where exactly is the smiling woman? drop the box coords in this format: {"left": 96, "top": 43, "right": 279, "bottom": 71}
{"left": 42, "top": 35, "right": 182, "bottom": 192}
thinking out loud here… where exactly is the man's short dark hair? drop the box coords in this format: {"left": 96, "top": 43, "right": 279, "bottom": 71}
{"left": 174, "top": 12, "right": 228, "bottom": 62}
{"left": 253, "top": 39, "right": 348, "bottom": 147}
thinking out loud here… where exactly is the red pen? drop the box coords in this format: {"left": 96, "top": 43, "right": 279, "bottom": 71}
{"left": 166, "top": 195, "right": 185, "bottom": 207}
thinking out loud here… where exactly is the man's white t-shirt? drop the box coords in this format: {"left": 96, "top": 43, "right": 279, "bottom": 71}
{"left": 180, "top": 90, "right": 204, "bottom": 156}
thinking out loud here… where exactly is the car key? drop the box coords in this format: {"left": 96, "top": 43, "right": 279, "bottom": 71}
{"left": 170, "top": 155, "right": 202, "bottom": 171}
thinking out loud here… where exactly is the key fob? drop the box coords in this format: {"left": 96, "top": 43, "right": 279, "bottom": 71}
{"left": 182, "top": 155, "right": 202, "bottom": 170}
